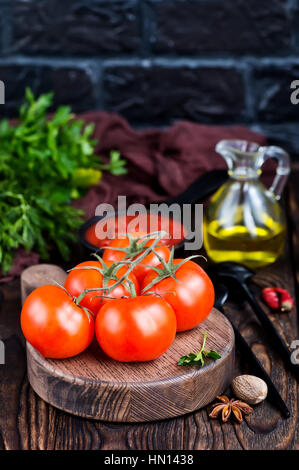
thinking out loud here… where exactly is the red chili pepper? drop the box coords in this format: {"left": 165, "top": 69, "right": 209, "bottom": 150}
{"left": 262, "top": 288, "right": 280, "bottom": 310}
{"left": 262, "top": 287, "right": 294, "bottom": 312}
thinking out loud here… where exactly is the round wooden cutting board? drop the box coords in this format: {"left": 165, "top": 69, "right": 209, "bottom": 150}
{"left": 23, "top": 265, "right": 235, "bottom": 423}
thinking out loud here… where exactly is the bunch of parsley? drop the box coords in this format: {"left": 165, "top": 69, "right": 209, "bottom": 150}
{"left": 0, "top": 88, "right": 127, "bottom": 274}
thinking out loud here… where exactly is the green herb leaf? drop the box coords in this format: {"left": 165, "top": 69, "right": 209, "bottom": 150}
{"left": 203, "top": 350, "right": 222, "bottom": 360}
{"left": 72, "top": 168, "right": 102, "bottom": 188}
{"left": 178, "top": 331, "right": 221, "bottom": 368}
{"left": 99, "top": 150, "right": 128, "bottom": 175}
{"left": 0, "top": 88, "right": 127, "bottom": 274}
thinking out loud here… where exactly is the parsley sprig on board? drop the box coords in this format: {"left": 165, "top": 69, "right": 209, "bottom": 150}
{"left": 0, "top": 88, "right": 127, "bottom": 274}
{"left": 178, "top": 331, "right": 221, "bottom": 367}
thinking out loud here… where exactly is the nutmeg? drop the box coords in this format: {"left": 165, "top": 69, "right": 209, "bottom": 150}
{"left": 232, "top": 375, "right": 268, "bottom": 405}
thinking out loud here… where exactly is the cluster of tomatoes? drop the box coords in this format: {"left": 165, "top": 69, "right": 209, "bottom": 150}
{"left": 21, "top": 233, "right": 215, "bottom": 362}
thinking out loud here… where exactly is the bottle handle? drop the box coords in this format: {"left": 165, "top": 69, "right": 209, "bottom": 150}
{"left": 259, "top": 145, "right": 291, "bottom": 200}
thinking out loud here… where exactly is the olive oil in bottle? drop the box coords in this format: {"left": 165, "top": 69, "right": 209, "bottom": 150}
{"left": 203, "top": 140, "right": 290, "bottom": 269}
{"left": 203, "top": 217, "right": 286, "bottom": 269}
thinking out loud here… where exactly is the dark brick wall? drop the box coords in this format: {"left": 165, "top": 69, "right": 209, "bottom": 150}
{"left": 1, "top": 0, "right": 299, "bottom": 154}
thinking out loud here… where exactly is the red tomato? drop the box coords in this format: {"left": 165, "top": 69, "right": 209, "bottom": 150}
{"left": 95, "top": 295, "right": 177, "bottom": 362}
{"left": 102, "top": 237, "right": 171, "bottom": 284}
{"left": 64, "top": 260, "right": 139, "bottom": 315}
{"left": 141, "top": 260, "right": 215, "bottom": 332}
{"left": 85, "top": 213, "right": 186, "bottom": 248}
{"left": 21, "top": 285, "right": 94, "bottom": 359}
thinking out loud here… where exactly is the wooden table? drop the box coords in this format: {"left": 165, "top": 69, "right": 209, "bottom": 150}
{"left": 0, "top": 168, "right": 299, "bottom": 451}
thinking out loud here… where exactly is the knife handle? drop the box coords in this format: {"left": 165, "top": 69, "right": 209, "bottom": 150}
{"left": 165, "top": 169, "right": 228, "bottom": 206}
{"left": 241, "top": 283, "right": 299, "bottom": 381}
{"left": 230, "top": 319, "right": 290, "bottom": 418}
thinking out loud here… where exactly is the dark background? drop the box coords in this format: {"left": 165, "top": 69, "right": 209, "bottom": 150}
{"left": 1, "top": 0, "right": 299, "bottom": 154}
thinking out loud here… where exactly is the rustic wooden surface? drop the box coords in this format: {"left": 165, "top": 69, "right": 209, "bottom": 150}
{"left": 20, "top": 264, "right": 67, "bottom": 305}
{"left": 0, "top": 168, "right": 298, "bottom": 449}
{"left": 26, "top": 306, "right": 234, "bottom": 423}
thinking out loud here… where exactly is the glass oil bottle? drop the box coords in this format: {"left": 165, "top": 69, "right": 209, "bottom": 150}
{"left": 203, "top": 140, "right": 290, "bottom": 269}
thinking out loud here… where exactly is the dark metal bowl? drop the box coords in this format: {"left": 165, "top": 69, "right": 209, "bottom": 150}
{"left": 78, "top": 212, "right": 188, "bottom": 256}
{"left": 78, "top": 169, "right": 228, "bottom": 256}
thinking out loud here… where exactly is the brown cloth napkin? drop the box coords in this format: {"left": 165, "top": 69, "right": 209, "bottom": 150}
{"left": 75, "top": 112, "right": 267, "bottom": 218}
{"left": 1, "top": 112, "right": 267, "bottom": 282}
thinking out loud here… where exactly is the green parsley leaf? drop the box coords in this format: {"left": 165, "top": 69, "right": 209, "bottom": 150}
{"left": 178, "top": 331, "right": 221, "bottom": 368}
{"left": 0, "top": 88, "right": 127, "bottom": 274}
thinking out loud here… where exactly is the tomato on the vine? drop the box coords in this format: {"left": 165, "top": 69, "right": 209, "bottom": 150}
{"left": 102, "top": 236, "right": 170, "bottom": 284}
{"left": 95, "top": 295, "right": 177, "bottom": 362}
{"left": 21, "top": 285, "right": 94, "bottom": 359}
{"left": 141, "top": 259, "right": 214, "bottom": 332}
{"left": 64, "top": 260, "right": 139, "bottom": 316}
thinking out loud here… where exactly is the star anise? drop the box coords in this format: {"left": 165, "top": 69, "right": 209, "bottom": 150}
{"left": 209, "top": 395, "right": 253, "bottom": 423}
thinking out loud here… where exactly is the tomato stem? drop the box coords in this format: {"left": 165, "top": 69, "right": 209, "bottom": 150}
{"left": 141, "top": 248, "right": 205, "bottom": 293}
{"left": 102, "top": 231, "right": 167, "bottom": 260}
{"left": 52, "top": 280, "right": 73, "bottom": 299}
{"left": 75, "top": 231, "right": 166, "bottom": 305}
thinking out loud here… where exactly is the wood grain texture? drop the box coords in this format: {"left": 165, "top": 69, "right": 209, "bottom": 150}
{"left": 20, "top": 264, "right": 67, "bottom": 305}
{"left": 26, "top": 307, "right": 234, "bottom": 422}
{"left": 183, "top": 180, "right": 299, "bottom": 450}
{"left": 0, "top": 279, "right": 185, "bottom": 450}
{"left": 1, "top": 169, "right": 299, "bottom": 449}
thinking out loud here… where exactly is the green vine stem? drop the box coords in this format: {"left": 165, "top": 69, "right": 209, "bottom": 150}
{"left": 101, "top": 231, "right": 166, "bottom": 259}
{"left": 141, "top": 247, "right": 205, "bottom": 293}
{"left": 52, "top": 279, "right": 96, "bottom": 321}
{"left": 75, "top": 231, "right": 167, "bottom": 305}
{"left": 69, "top": 256, "right": 137, "bottom": 298}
